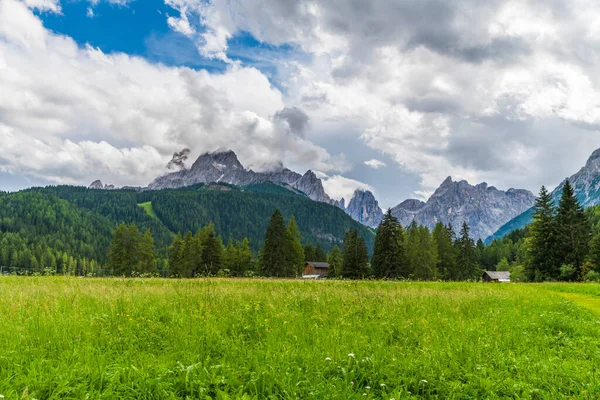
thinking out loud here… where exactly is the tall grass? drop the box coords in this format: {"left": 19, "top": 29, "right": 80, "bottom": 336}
{"left": 1, "top": 277, "right": 599, "bottom": 399}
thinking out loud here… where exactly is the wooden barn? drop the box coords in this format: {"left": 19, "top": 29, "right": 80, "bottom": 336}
{"left": 482, "top": 271, "right": 511, "bottom": 283}
{"left": 303, "top": 262, "right": 330, "bottom": 279}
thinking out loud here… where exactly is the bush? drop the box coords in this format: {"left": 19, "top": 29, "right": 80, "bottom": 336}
{"left": 584, "top": 270, "right": 600, "bottom": 282}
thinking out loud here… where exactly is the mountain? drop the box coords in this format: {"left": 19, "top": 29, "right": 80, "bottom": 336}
{"left": 345, "top": 190, "right": 384, "bottom": 228}
{"left": 489, "top": 147, "right": 600, "bottom": 242}
{"left": 391, "top": 176, "right": 536, "bottom": 241}
{"left": 149, "top": 149, "right": 338, "bottom": 205}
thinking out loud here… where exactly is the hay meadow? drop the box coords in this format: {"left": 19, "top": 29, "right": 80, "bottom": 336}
{"left": 2, "top": 277, "right": 600, "bottom": 399}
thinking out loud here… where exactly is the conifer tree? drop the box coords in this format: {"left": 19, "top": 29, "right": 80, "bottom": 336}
{"left": 372, "top": 209, "right": 404, "bottom": 278}
{"left": 286, "top": 216, "right": 305, "bottom": 276}
{"left": 138, "top": 228, "right": 157, "bottom": 274}
{"left": 107, "top": 223, "right": 142, "bottom": 276}
{"left": 200, "top": 224, "right": 223, "bottom": 275}
{"left": 327, "top": 245, "right": 343, "bottom": 278}
{"left": 526, "top": 186, "right": 558, "bottom": 281}
{"left": 260, "top": 210, "right": 289, "bottom": 277}
{"left": 342, "top": 229, "right": 369, "bottom": 279}
{"left": 555, "top": 180, "right": 590, "bottom": 280}
{"left": 455, "top": 222, "right": 480, "bottom": 280}
{"left": 432, "top": 222, "right": 457, "bottom": 280}
{"left": 236, "top": 238, "right": 255, "bottom": 276}
{"left": 168, "top": 233, "right": 185, "bottom": 277}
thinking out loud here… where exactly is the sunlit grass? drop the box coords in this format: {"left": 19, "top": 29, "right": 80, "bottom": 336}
{"left": 1, "top": 278, "right": 600, "bottom": 399}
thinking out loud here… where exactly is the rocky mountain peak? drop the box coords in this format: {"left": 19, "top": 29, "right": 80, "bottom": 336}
{"left": 89, "top": 180, "right": 104, "bottom": 189}
{"left": 191, "top": 149, "right": 244, "bottom": 171}
{"left": 392, "top": 177, "right": 535, "bottom": 241}
{"left": 345, "top": 190, "right": 383, "bottom": 228}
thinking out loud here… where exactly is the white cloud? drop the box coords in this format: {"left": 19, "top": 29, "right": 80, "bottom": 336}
{"left": 0, "top": 0, "right": 345, "bottom": 188}
{"left": 162, "top": 0, "right": 600, "bottom": 200}
{"left": 321, "top": 175, "right": 374, "bottom": 202}
{"left": 21, "top": 0, "right": 60, "bottom": 13}
{"left": 364, "top": 159, "right": 386, "bottom": 169}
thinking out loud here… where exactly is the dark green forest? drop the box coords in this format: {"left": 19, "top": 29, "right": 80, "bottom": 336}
{"left": 0, "top": 183, "right": 373, "bottom": 275}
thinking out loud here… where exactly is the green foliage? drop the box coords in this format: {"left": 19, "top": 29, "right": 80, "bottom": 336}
{"left": 526, "top": 186, "right": 559, "bottom": 281}
{"left": 405, "top": 222, "right": 439, "bottom": 280}
{"left": 555, "top": 180, "right": 591, "bottom": 279}
{"left": 327, "top": 245, "right": 343, "bottom": 278}
{"left": 455, "top": 222, "right": 481, "bottom": 280}
{"left": 304, "top": 244, "right": 327, "bottom": 262}
{"left": 371, "top": 210, "right": 406, "bottom": 278}
{"left": 286, "top": 216, "right": 305, "bottom": 276}
{"left": 432, "top": 222, "right": 457, "bottom": 280}
{"left": 260, "top": 210, "right": 294, "bottom": 277}
{"left": 496, "top": 257, "right": 511, "bottom": 272}
{"left": 341, "top": 229, "right": 369, "bottom": 279}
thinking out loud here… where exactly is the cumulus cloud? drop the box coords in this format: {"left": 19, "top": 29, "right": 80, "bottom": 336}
{"left": 0, "top": 0, "right": 345, "bottom": 187}
{"left": 364, "top": 159, "right": 386, "bottom": 169}
{"left": 171, "top": 0, "right": 600, "bottom": 196}
{"left": 321, "top": 174, "right": 374, "bottom": 202}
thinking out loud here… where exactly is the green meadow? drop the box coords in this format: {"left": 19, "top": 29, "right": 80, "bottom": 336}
{"left": 2, "top": 278, "right": 600, "bottom": 399}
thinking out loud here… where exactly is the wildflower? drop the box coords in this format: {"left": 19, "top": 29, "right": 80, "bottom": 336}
{"left": 348, "top": 353, "right": 355, "bottom": 358}
{"left": 363, "top": 394, "right": 367, "bottom": 396}
{"left": 351, "top": 381, "right": 354, "bottom": 385}
{"left": 366, "top": 386, "right": 371, "bottom": 390}
{"left": 380, "top": 384, "right": 386, "bottom": 387}
{"left": 325, "top": 357, "right": 331, "bottom": 361}
{"left": 421, "top": 379, "right": 428, "bottom": 383}
{"left": 0, "top": 395, "right": 5, "bottom": 398}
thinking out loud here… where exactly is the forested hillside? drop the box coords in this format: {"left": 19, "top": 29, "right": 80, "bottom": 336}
{"left": 0, "top": 184, "right": 374, "bottom": 273}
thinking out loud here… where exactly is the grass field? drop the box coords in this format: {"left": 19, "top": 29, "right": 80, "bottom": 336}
{"left": 2, "top": 278, "right": 600, "bottom": 399}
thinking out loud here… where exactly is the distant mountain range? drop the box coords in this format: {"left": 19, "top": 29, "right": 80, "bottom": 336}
{"left": 88, "top": 147, "right": 600, "bottom": 241}
{"left": 488, "top": 147, "right": 600, "bottom": 242}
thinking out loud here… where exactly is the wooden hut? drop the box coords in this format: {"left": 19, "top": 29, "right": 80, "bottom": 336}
{"left": 303, "top": 262, "right": 330, "bottom": 279}
{"left": 482, "top": 271, "right": 511, "bottom": 283}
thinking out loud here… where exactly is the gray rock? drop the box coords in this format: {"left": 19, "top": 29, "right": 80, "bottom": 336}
{"left": 346, "top": 190, "right": 384, "bottom": 228}
{"left": 149, "top": 149, "right": 336, "bottom": 205}
{"left": 89, "top": 180, "right": 104, "bottom": 189}
{"left": 391, "top": 176, "right": 535, "bottom": 241}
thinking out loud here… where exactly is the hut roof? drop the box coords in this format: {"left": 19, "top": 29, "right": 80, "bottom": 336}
{"left": 483, "top": 271, "right": 511, "bottom": 282}
{"left": 305, "top": 262, "right": 330, "bottom": 269}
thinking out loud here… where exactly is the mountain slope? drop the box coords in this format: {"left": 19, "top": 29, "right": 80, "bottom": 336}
{"left": 391, "top": 177, "right": 535, "bottom": 241}
{"left": 345, "top": 190, "right": 384, "bottom": 228}
{"left": 149, "top": 149, "right": 338, "bottom": 205}
{"left": 488, "top": 147, "right": 600, "bottom": 242}
{"left": 27, "top": 184, "right": 374, "bottom": 254}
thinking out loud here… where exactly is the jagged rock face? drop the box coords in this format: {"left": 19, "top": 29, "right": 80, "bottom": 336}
{"left": 391, "top": 199, "right": 426, "bottom": 225}
{"left": 491, "top": 147, "right": 600, "bottom": 242}
{"left": 346, "top": 190, "right": 384, "bottom": 228}
{"left": 391, "top": 176, "right": 535, "bottom": 241}
{"left": 552, "top": 148, "right": 600, "bottom": 207}
{"left": 89, "top": 180, "right": 104, "bottom": 189}
{"left": 148, "top": 150, "right": 337, "bottom": 205}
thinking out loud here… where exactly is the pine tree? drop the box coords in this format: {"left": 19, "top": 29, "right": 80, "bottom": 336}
{"left": 526, "top": 186, "right": 558, "bottom": 281}
{"left": 342, "top": 229, "right": 369, "bottom": 279}
{"left": 555, "top": 180, "right": 591, "bottom": 280}
{"left": 168, "top": 233, "right": 185, "bottom": 277}
{"left": 200, "top": 225, "right": 223, "bottom": 275}
{"left": 138, "top": 228, "right": 157, "bottom": 274}
{"left": 260, "top": 210, "right": 289, "bottom": 277}
{"left": 432, "top": 222, "right": 458, "bottom": 280}
{"left": 286, "top": 216, "right": 305, "bottom": 276}
{"left": 107, "top": 223, "right": 142, "bottom": 276}
{"left": 236, "top": 238, "right": 255, "bottom": 276}
{"left": 327, "top": 245, "right": 343, "bottom": 278}
{"left": 372, "top": 209, "right": 404, "bottom": 278}
{"left": 405, "top": 223, "right": 438, "bottom": 280}
{"left": 455, "top": 222, "right": 480, "bottom": 280}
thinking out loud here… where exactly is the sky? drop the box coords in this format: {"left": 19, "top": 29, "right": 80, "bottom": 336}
{"left": 2, "top": 0, "right": 600, "bottom": 207}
